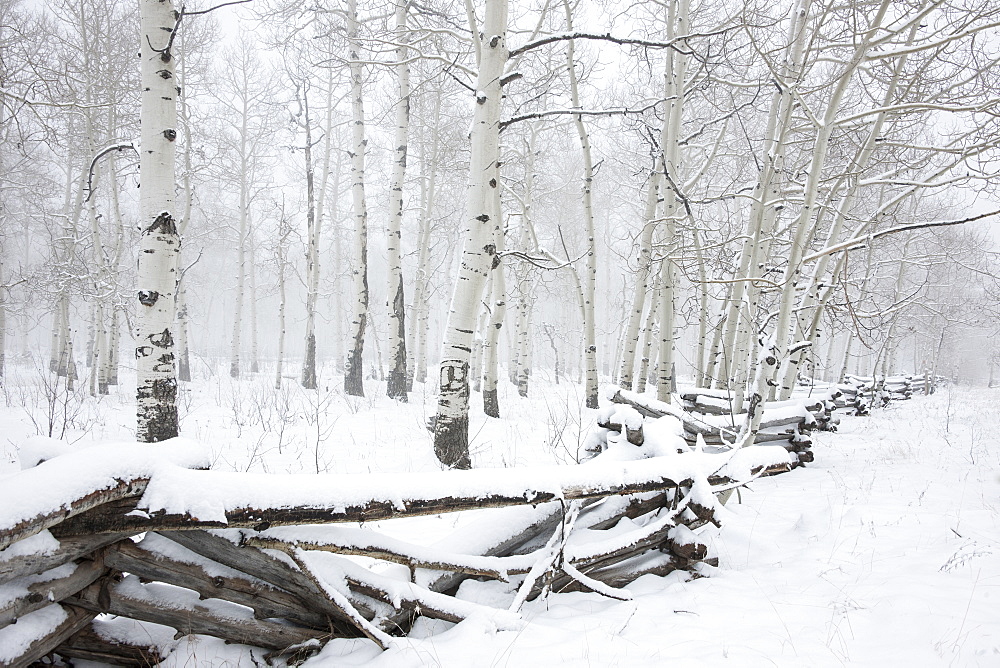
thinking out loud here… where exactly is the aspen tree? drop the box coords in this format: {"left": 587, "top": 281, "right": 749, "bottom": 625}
{"left": 344, "top": 0, "right": 370, "bottom": 398}
{"left": 386, "top": 0, "right": 410, "bottom": 401}
{"left": 433, "top": 0, "right": 507, "bottom": 469}
{"left": 406, "top": 90, "right": 443, "bottom": 388}
{"left": 136, "top": 0, "right": 180, "bottom": 442}
{"left": 563, "top": 0, "right": 598, "bottom": 409}
{"left": 295, "top": 79, "right": 320, "bottom": 390}
{"left": 619, "top": 170, "right": 660, "bottom": 391}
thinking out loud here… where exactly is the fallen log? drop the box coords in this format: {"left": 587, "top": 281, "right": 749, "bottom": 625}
{"left": 103, "top": 537, "right": 331, "bottom": 630}
{"left": 0, "top": 441, "right": 208, "bottom": 552}
{"left": 597, "top": 405, "right": 645, "bottom": 446}
{"left": 547, "top": 552, "right": 687, "bottom": 597}
{"left": 284, "top": 548, "right": 522, "bottom": 638}
{"left": 67, "top": 575, "right": 326, "bottom": 652}
{"left": 247, "top": 528, "right": 537, "bottom": 582}
{"left": 0, "top": 554, "right": 106, "bottom": 630}
{"left": 54, "top": 624, "right": 164, "bottom": 666}
{"left": 0, "top": 603, "right": 96, "bottom": 668}
{"left": 0, "top": 532, "right": 128, "bottom": 586}
{"left": 0, "top": 479, "right": 148, "bottom": 553}
{"left": 49, "top": 455, "right": 753, "bottom": 537}
{"left": 156, "top": 530, "right": 374, "bottom": 627}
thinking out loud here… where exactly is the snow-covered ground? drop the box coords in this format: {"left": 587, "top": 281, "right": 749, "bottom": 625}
{"left": 1, "top": 362, "right": 998, "bottom": 666}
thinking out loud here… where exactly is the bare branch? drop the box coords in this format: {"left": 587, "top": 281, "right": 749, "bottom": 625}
{"left": 803, "top": 210, "right": 1000, "bottom": 264}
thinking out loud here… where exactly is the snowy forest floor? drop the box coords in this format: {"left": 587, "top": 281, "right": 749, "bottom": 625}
{"left": 1, "top": 361, "right": 999, "bottom": 667}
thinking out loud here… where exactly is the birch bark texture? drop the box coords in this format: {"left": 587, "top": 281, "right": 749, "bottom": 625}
{"left": 563, "top": 0, "right": 599, "bottom": 410}
{"left": 344, "top": 0, "right": 370, "bottom": 398}
{"left": 136, "top": 0, "right": 180, "bottom": 442}
{"left": 433, "top": 0, "right": 508, "bottom": 469}
{"left": 385, "top": 0, "right": 410, "bottom": 401}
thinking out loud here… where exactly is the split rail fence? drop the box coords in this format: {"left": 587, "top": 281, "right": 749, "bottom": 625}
{"left": 0, "top": 384, "right": 868, "bottom": 666}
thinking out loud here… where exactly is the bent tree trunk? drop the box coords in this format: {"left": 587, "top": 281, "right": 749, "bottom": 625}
{"left": 433, "top": 0, "right": 508, "bottom": 469}
{"left": 136, "top": 0, "right": 180, "bottom": 442}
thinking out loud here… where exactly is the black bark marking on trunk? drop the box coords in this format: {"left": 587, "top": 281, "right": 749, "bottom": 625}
{"left": 138, "top": 378, "right": 179, "bottom": 443}
{"left": 301, "top": 333, "right": 317, "bottom": 389}
{"left": 149, "top": 328, "right": 173, "bottom": 348}
{"left": 433, "top": 412, "right": 471, "bottom": 470}
{"left": 138, "top": 291, "right": 159, "bottom": 307}
{"left": 387, "top": 279, "right": 408, "bottom": 401}
{"left": 344, "top": 317, "right": 366, "bottom": 397}
{"left": 483, "top": 388, "right": 500, "bottom": 418}
{"left": 146, "top": 212, "right": 177, "bottom": 236}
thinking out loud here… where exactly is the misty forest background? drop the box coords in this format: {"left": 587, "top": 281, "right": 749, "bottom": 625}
{"left": 2, "top": 0, "right": 1000, "bottom": 456}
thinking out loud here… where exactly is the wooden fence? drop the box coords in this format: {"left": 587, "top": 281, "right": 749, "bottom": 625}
{"left": 1, "top": 401, "right": 814, "bottom": 667}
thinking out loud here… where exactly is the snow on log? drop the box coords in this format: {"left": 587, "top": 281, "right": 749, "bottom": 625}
{"left": 66, "top": 575, "right": 325, "bottom": 651}
{"left": 0, "top": 440, "right": 209, "bottom": 552}
{"left": 0, "top": 603, "right": 96, "bottom": 667}
{"left": 102, "top": 537, "right": 330, "bottom": 630}
{"left": 0, "top": 556, "right": 106, "bottom": 630}
{"left": 50, "top": 624, "right": 165, "bottom": 666}
{"left": 248, "top": 526, "right": 538, "bottom": 582}
{"left": 154, "top": 529, "right": 376, "bottom": 626}
{"left": 0, "top": 532, "right": 126, "bottom": 585}
{"left": 45, "top": 449, "right": 791, "bottom": 537}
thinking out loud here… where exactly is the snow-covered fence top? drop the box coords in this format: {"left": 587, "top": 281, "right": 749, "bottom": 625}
{"left": 0, "top": 438, "right": 797, "bottom": 666}
{"left": 606, "top": 387, "right": 834, "bottom": 463}
{"left": 2, "top": 439, "right": 792, "bottom": 552}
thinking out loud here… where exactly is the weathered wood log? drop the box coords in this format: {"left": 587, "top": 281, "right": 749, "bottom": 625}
{"left": 247, "top": 532, "right": 535, "bottom": 582}
{"left": 1, "top": 604, "right": 96, "bottom": 668}
{"left": 665, "top": 525, "right": 709, "bottom": 561}
{"left": 288, "top": 548, "right": 523, "bottom": 634}
{"left": 67, "top": 576, "right": 326, "bottom": 652}
{"left": 0, "top": 554, "right": 106, "bottom": 630}
{"left": 49, "top": 463, "right": 714, "bottom": 537}
{"left": 0, "top": 533, "right": 127, "bottom": 585}
{"left": 610, "top": 388, "right": 730, "bottom": 437}
{"left": 277, "top": 548, "right": 392, "bottom": 651}
{"left": 156, "top": 530, "right": 372, "bottom": 626}
{"left": 54, "top": 624, "right": 164, "bottom": 666}
{"left": 0, "top": 477, "right": 148, "bottom": 552}
{"left": 544, "top": 552, "right": 686, "bottom": 598}
{"left": 103, "top": 538, "right": 331, "bottom": 630}
{"left": 582, "top": 492, "right": 670, "bottom": 531}
{"left": 420, "top": 503, "right": 566, "bottom": 601}
{"left": 597, "top": 419, "right": 645, "bottom": 446}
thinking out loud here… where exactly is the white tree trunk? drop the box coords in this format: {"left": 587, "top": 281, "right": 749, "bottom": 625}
{"left": 136, "top": 0, "right": 180, "bottom": 442}
{"left": 513, "top": 129, "right": 538, "bottom": 397}
{"left": 386, "top": 0, "right": 410, "bottom": 401}
{"left": 345, "top": 0, "right": 369, "bottom": 397}
{"left": 298, "top": 81, "right": 320, "bottom": 390}
{"left": 619, "top": 170, "right": 660, "bottom": 390}
{"left": 176, "top": 40, "right": 195, "bottom": 384}
{"left": 636, "top": 274, "right": 661, "bottom": 391}
{"left": 275, "top": 212, "right": 291, "bottom": 389}
{"left": 482, "top": 221, "right": 506, "bottom": 418}
{"left": 433, "top": 0, "right": 507, "bottom": 468}
{"left": 654, "top": 0, "right": 688, "bottom": 403}
{"left": 249, "top": 237, "right": 259, "bottom": 373}
{"left": 229, "top": 143, "right": 248, "bottom": 379}
{"left": 564, "top": 0, "right": 599, "bottom": 409}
